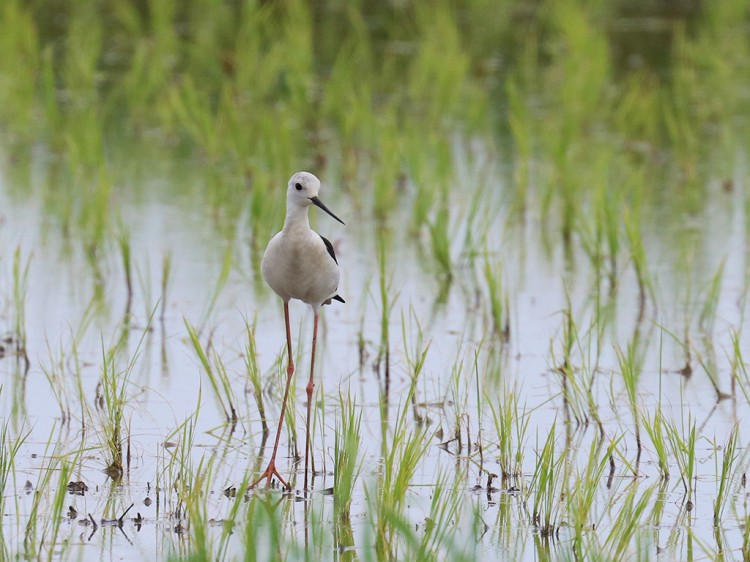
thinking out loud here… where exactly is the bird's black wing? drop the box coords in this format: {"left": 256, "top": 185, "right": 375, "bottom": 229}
{"left": 318, "top": 233, "right": 345, "bottom": 304}
{"left": 318, "top": 233, "right": 338, "bottom": 264}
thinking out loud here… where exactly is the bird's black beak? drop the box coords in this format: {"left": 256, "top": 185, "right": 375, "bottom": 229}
{"left": 310, "top": 196, "right": 345, "bottom": 225}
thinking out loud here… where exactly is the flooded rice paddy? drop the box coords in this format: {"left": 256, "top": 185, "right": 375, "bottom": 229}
{"left": 1, "top": 1, "right": 750, "bottom": 561}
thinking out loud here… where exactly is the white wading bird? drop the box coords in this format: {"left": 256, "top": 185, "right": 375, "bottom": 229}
{"left": 252, "top": 171, "right": 345, "bottom": 490}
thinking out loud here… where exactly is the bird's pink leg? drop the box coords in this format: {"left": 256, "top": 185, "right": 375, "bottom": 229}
{"left": 251, "top": 302, "right": 295, "bottom": 490}
{"left": 304, "top": 311, "right": 319, "bottom": 491}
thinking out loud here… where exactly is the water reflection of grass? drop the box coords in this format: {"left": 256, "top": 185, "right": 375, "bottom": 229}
{"left": 0, "top": 0, "right": 749, "bottom": 560}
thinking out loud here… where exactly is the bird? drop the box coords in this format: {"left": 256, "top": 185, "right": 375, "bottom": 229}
{"left": 251, "top": 171, "right": 345, "bottom": 491}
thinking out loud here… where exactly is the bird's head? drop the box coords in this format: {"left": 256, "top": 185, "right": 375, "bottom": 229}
{"left": 287, "top": 171, "right": 345, "bottom": 225}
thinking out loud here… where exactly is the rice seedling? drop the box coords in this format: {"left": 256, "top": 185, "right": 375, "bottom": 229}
{"left": 116, "top": 227, "right": 134, "bottom": 320}
{"left": 97, "top": 344, "right": 128, "bottom": 479}
{"left": 615, "top": 337, "right": 644, "bottom": 471}
{"left": 470, "top": 347, "right": 491, "bottom": 479}
{"left": 623, "top": 205, "right": 652, "bottom": 321}
{"left": 599, "top": 177, "right": 623, "bottom": 296}
{"left": 427, "top": 201, "right": 453, "bottom": 284}
{"left": 0, "top": 2, "right": 39, "bottom": 141}
{"left": 665, "top": 415, "right": 698, "bottom": 506}
{"left": 411, "top": 470, "right": 469, "bottom": 560}
{"left": 0, "top": 421, "right": 28, "bottom": 536}
{"left": 685, "top": 262, "right": 733, "bottom": 402}
{"left": 551, "top": 301, "right": 590, "bottom": 428}
{"left": 185, "top": 319, "right": 238, "bottom": 425}
{"left": 601, "top": 481, "right": 656, "bottom": 560}
{"left": 40, "top": 341, "right": 74, "bottom": 425}
{"left": 160, "top": 251, "right": 173, "bottom": 325}
{"left": 487, "top": 384, "right": 528, "bottom": 482}
{"left": 642, "top": 407, "right": 670, "bottom": 479}
{"left": 506, "top": 75, "right": 532, "bottom": 214}
{"left": 371, "top": 394, "right": 433, "bottom": 560}
{"left": 182, "top": 455, "right": 216, "bottom": 562}
{"left": 407, "top": 162, "right": 438, "bottom": 234}
{"left": 445, "top": 348, "right": 471, "bottom": 456}
{"left": 483, "top": 254, "right": 510, "bottom": 342}
{"left": 567, "top": 437, "right": 619, "bottom": 557}
{"left": 576, "top": 152, "right": 622, "bottom": 293}
{"left": 161, "top": 398, "right": 202, "bottom": 515}
{"left": 320, "top": 8, "right": 374, "bottom": 145}
{"left": 528, "top": 423, "right": 564, "bottom": 539}
{"left": 408, "top": 3, "right": 473, "bottom": 126}
{"left": 113, "top": 0, "right": 178, "bottom": 118}
{"left": 662, "top": 78, "right": 700, "bottom": 180}
{"left": 698, "top": 260, "right": 726, "bottom": 335}
{"left": 44, "top": 459, "right": 76, "bottom": 561}
{"left": 371, "top": 118, "right": 401, "bottom": 224}
{"left": 401, "top": 310, "right": 430, "bottom": 424}
{"left": 730, "top": 329, "right": 750, "bottom": 405}
{"left": 375, "top": 228, "right": 397, "bottom": 391}
{"left": 96, "top": 323, "right": 151, "bottom": 478}
{"left": 537, "top": 1, "right": 611, "bottom": 245}
{"left": 213, "top": 470, "right": 255, "bottom": 561}
{"left": 712, "top": 426, "right": 740, "bottom": 526}
{"left": 11, "top": 247, "right": 31, "bottom": 365}
{"left": 243, "top": 318, "right": 267, "bottom": 435}
{"left": 21, "top": 423, "right": 73, "bottom": 560}
{"left": 648, "top": 480, "right": 669, "bottom": 551}
{"left": 333, "top": 395, "right": 363, "bottom": 545}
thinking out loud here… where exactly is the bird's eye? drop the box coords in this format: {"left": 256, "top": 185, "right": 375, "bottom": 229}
{"left": 295, "top": 182, "right": 303, "bottom": 191}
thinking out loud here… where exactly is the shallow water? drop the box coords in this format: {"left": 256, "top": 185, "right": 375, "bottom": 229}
{"left": 1, "top": 134, "right": 749, "bottom": 561}
{"left": 1, "top": 1, "right": 750, "bottom": 557}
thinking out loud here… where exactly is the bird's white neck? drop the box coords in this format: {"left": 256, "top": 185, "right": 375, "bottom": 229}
{"left": 282, "top": 201, "right": 310, "bottom": 231}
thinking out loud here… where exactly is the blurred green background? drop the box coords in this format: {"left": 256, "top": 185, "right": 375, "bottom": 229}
{"left": 2, "top": 0, "right": 747, "bottom": 257}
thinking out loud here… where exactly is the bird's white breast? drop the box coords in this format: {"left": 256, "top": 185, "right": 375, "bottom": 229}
{"left": 261, "top": 226, "right": 340, "bottom": 306}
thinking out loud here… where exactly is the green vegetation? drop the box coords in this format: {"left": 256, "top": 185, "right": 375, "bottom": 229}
{"left": 0, "top": 0, "right": 749, "bottom": 560}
